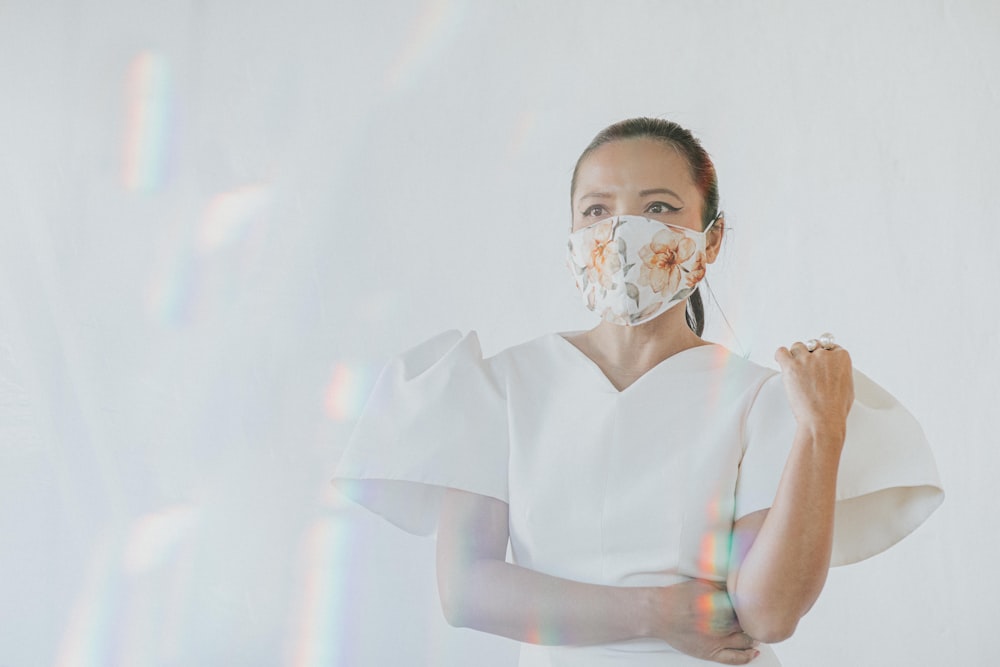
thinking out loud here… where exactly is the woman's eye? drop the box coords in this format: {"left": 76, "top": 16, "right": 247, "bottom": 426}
{"left": 646, "top": 202, "right": 679, "bottom": 214}
{"left": 583, "top": 205, "right": 606, "bottom": 217}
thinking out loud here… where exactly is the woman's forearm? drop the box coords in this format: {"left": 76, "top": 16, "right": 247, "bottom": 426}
{"left": 437, "top": 487, "right": 659, "bottom": 645}
{"left": 440, "top": 557, "right": 654, "bottom": 645}
{"left": 728, "top": 422, "right": 845, "bottom": 643}
{"left": 437, "top": 488, "right": 750, "bottom": 658}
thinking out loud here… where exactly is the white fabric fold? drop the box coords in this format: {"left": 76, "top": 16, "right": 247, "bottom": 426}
{"left": 737, "top": 369, "right": 944, "bottom": 566}
{"left": 332, "top": 330, "right": 508, "bottom": 536}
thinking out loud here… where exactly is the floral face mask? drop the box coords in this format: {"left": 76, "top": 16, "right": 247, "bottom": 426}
{"left": 566, "top": 214, "right": 719, "bottom": 326}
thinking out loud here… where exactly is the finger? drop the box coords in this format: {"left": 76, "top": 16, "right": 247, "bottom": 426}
{"left": 710, "top": 648, "right": 761, "bottom": 665}
{"left": 706, "top": 601, "right": 741, "bottom": 635}
{"left": 710, "top": 612, "right": 743, "bottom": 635}
{"left": 724, "top": 632, "right": 759, "bottom": 650}
{"left": 774, "top": 346, "right": 792, "bottom": 367}
{"left": 701, "top": 604, "right": 738, "bottom": 635}
{"left": 789, "top": 341, "right": 809, "bottom": 356}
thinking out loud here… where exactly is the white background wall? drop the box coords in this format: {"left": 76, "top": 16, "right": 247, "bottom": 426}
{"left": 1, "top": 1, "right": 996, "bottom": 665}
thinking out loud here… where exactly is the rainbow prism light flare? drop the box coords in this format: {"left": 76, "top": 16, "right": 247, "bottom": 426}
{"left": 144, "top": 183, "right": 273, "bottom": 327}
{"left": 324, "top": 362, "right": 378, "bottom": 422}
{"left": 53, "top": 533, "right": 121, "bottom": 667}
{"left": 122, "top": 50, "right": 172, "bottom": 193}
{"left": 197, "top": 184, "right": 274, "bottom": 253}
{"left": 286, "top": 517, "right": 353, "bottom": 667}
{"left": 383, "top": 0, "right": 467, "bottom": 91}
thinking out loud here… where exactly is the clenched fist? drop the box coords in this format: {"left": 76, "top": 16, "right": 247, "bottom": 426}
{"left": 774, "top": 338, "right": 854, "bottom": 439}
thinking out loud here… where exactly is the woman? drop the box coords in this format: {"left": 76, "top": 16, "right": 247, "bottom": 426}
{"left": 334, "top": 118, "right": 943, "bottom": 666}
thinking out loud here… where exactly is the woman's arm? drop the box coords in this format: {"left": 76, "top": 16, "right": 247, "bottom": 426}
{"left": 726, "top": 343, "right": 854, "bottom": 643}
{"left": 437, "top": 487, "right": 760, "bottom": 664}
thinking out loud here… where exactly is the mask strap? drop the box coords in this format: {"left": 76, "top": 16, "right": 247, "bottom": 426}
{"left": 703, "top": 210, "right": 724, "bottom": 234}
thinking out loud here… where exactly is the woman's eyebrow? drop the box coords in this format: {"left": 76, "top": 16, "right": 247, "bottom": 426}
{"left": 577, "top": 188, "right": 684, "bottom": 202}
{"left": 639, "top": 187, "right": 683, "bottom": 201}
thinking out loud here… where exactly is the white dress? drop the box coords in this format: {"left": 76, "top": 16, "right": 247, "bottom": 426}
{"left": 334, "top": 330, "right": 944, "bottom": 666}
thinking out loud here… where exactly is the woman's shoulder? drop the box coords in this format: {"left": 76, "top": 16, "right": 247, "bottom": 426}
{"left": 485, "top": 332, "right": 566, "bottom": 376}
{"left": 381, "top": 330, "right": 561, "bottom": 386}
{"left": 685, "top": 342, "right": 778, "bottom": 387}
{"left": 488, "top": 331, "right": 562, "bottom": 360}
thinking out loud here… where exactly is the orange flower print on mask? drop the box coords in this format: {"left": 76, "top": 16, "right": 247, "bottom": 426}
{"left": 581, "top": 219, "right": 622, "bottom": 289}
{"left": 567, "top": 215, "right": 716, "bottom": 327}
{"left": 685, "top": 251, "right": 707, "bottom": 288}
{"left": 637, "top": 228, "right": 697, "bottom": 295}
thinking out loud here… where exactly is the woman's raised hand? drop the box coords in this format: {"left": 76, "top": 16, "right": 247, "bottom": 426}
{"left": 648, "top": 579, "right": 760, "bottom": 664}
{"left": 774, "top": 336, "right": 854, "bottom": 437}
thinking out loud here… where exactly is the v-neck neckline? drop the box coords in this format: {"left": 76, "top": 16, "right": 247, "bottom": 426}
{"left": 551, "top": 332, "right": 722, "bottom": 395}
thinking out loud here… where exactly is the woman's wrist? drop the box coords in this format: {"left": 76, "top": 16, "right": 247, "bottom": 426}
{"left": 794, "top": 418, "right": 847, "bottom": 451}
{"left": 631, "top": 586, "right": 660, "bottom": 639}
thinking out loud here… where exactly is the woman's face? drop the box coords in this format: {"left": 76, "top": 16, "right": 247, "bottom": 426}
{"left": 571, "top": 138, "right": 707, "bottom": 234}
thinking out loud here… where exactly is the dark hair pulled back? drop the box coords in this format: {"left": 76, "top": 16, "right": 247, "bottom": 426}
{"left": 571, "top": 117, "right": 720, "bottom": 336}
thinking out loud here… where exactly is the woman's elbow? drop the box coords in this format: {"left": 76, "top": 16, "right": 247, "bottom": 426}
{"left": 741, "top": 613, "right": 799, "bottom": 644}
{"left": 438, "top": 587, "right": 469, "bottom": 628}
{"left": 731, "top": 577, "right": 819, "bottom": 643}
{"left": 437, "top": 566, "right": 478, "bottom": 628}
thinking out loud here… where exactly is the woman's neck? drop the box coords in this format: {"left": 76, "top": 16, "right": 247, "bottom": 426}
{"left": 566, "top": 305, "right": 709, "bottom": 390}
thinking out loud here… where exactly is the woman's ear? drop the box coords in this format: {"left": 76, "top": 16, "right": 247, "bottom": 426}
{"left": 705, "top": 215, "right": 725, "bottom": 263}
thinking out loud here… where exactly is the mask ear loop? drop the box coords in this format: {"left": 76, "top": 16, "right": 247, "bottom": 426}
{"left": 701, "top": 211, "right": 750, "bottom": 359}
{"left": 703, "top": 210, "right": 721, "bottom": 234}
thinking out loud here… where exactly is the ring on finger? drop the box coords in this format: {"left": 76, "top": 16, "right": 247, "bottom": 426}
{"left": 819, "top": 332, "right": 836, "bottom": 350}
{"left": 804, "top": 339, "right": 819, "bottom": 352}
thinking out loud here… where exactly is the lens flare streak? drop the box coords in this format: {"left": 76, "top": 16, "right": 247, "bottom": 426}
{"left": 123, "top": 51, "right": 172, "bottom": 193}
{"left": 324, "top": 363, "right": 377, "bottom": 422}
{"left": 286, "top": 517, "right": 351, "bottom": 667}
{"left": 384, "top": 0, "right": 466, "bottom": 90}
{"left": 53, "top": 534, "right": 120, "bottom": 667}
{"left": 197, "top": 184, "right": 274, "bottom": 254}
{"left": 123, "top": 505, "right": 200, "bottom": 575}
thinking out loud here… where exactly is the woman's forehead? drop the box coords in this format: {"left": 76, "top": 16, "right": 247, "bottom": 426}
{"left": 574, "top": 139, "right": 695, "bottom": 197}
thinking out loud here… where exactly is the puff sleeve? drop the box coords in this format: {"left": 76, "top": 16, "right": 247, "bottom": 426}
{"left": 734, "top": 369, "right": 944, "bottom": 566}
{"left": 332, "top": 330, "right": 509, "bottom": 536}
